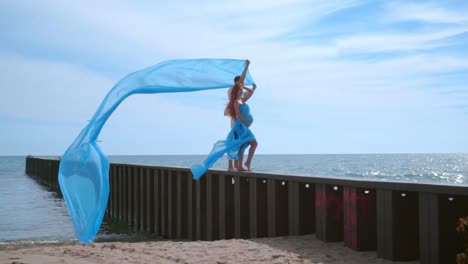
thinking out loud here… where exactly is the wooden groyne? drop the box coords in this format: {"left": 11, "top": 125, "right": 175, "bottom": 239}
{"left": 25, "top": 156, "right": 468, "bottom": 264}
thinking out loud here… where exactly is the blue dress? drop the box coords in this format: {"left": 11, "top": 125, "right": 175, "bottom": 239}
{"left": 191, "top": 103, "right": 256, "bottom": 180}
{"left": 240, "top": 103, "right": 253, "bottom": 125}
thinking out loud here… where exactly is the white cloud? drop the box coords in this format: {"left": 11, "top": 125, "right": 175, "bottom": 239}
{"left": 385, "top": 1, "right": 468, "bottom": 24}
{"left": 334, "top": 27, "right": 468, "bottom": 54}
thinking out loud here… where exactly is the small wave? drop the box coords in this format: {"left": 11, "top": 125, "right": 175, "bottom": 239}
{"left": 0, "top": 239, "right": 75, "bottom": 249}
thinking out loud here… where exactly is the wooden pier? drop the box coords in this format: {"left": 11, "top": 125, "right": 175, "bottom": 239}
{"left": 25, "top": 156, "right": 468, "bottom": 264}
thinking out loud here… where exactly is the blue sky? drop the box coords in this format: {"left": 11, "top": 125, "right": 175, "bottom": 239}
{"left": 1, "top": 0, "right": 467, "bottom": 155}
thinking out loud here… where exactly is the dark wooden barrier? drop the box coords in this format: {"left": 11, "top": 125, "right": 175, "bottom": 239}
{"left": 26, "top": 156, "right": 468, "bottom": 264}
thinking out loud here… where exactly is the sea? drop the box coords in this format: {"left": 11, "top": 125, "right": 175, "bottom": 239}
{"left": 1, "top": 154, "right": 467, "bottom": 246}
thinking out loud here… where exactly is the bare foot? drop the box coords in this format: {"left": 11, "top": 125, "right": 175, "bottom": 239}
{"left": 237, "top": 167, "right": 248, "bottom": 172}
{"left": 228, "top": 168, "right": 238, "bottom": 172}
{"left": 244, "top": 162, "right": 251, "bottom": 171}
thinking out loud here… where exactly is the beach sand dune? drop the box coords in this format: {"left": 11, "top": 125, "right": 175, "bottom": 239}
{"left": 0, "top": 235, "right": 418, "bottom": 264}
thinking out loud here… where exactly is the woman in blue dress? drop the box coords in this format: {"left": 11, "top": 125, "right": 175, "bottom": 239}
{"left": 191, "top": 60, "right": 258, "bottom": 179}
{"left": 225, "top": 77, "right": 257, "bottom": 171}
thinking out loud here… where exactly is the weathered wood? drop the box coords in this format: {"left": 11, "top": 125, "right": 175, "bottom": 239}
{"left": 187, "top": 174, "right": 194, "bottom": 240}
{"left": 140, "top": 168, "right": 146, "bottom": 231}
{"left": 218, "top": 174, "right": 226, "bottom": 239}
{"left": 210, "top": 174, "right": 220, "bottom": 240}
{"left": 299, "top": 183, "right": 315, "bottom": 235}
{"left": 153, "top": 169, "right": 160, "bottom": 236}
{"left": 176, "top": 171, "right": 182, "bottom": 239}
{"left": 119, "top": 166, "right": 124, "bottom": 222}
{"left": 288, "top": 181, "right": 300, "bottom": 236}
{"left": 206, "top": 173, "right": 213, "bottom": 241}
{"left": 249, "top": 177, "right": 257, "bottom": 238}
{"left": 315, "top": 184, "right": 344, "bottom": 242}
{"left": 167, "top": 170, "right": 173, "bottom": 238}
{"left": 146, "top": 168, "right": 153, "bottom": 233}
{"left": 267, "top": 178, "right": 276, "bottom": 237}
{"left": 196, "top": 178, "right": 201, "bottom": 240}
{"left": 161, "top": 169, "right": 167, "bottom": 237}
{"left": 234, "top": 175, "right": 241, "bottom": 238}
{"left": 343, "top": 187, "right": 376, "bottom": 251}
{"left": 377, "top": 190, "right": 419, "bottom": 261}
{"left": 240, "top": 177, "right": 250, "bottom": 238}
{"left": 133, "top": 167, "right": 139, "bottom": 229}
{"left": 276, "top": 180, "right": 289, "bottom": 236}
{"left": 127, "top": 166, "right": 133, "bottom": 225}
{"left": 443, "top": 195, "right": 468, "bottom": 263}
{"left": 123, "top": 166, "right": 128, "bottom": 223}
{"left": 419, "top": 192, "right": 439, "bottom": 264}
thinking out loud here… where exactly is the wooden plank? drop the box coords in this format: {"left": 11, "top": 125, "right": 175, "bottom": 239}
{"left": 108, "top": 166, "right": 114, "bottom": 219}
{"left": 234, "top": 175, "right": 241, "bottom": 238}
{"left": 187, "top": 174, "right": 193, "bottom": 240}
{"left": 218, "top": 175, "right": 226, "bottom": 239}
{"left": 206, "top": 173, "right": 213, "bottom": 241}
{"left": 377, "top": 189, "right": 392, "bottom": 259}
{"left": 167, "top": 170, "right": 173, "bottom": 238}
{"left": 249, "top": 177, "right": 257, "bottom": 238}
{"left": 119, "top": 166, "right": 123, "bottom": 221}
{"left": 146, "top": 168, "right": 152, "bottom": 233}
{"left": 140, "top": 168, "right": 146, "bottom": 231}
{"left": 315, "top": 184, "right": 325, "bottom": 240}
{"left": 419, "top": 192, "right": 439, "bottom": 264}
{"left": 288, "top": 181, "right": 299, "bottom": 236}
{"left": 315, "top": 184, "right": 344, "bottom": 242}
{"left": 161, "top": 170, "right": 166, "bottom": 237}
{"left": 154, "top": 169, "right": 160, "bottom": 236}
{"left": 267, "top": 178, "right": 276, "bottom": 237}
{"left": 127, "top": 166, "right": 133, "bottom": 225}
{"left": 123, "top": 166, "right": 128, "bottom": 223}
{"left": 134, "top": 167, "right": 139, "bottom": 229}
{"left": 196, "top": 179, "right": 201, "bottom": 240}
{"left": 344, "top": 187, "right": 376, "bottom": 251}
{"left": 176, "top": 171, "right": 182, "bottom": 239}
{"left": 377, "top": 190, "right": 419, "bottom": 261}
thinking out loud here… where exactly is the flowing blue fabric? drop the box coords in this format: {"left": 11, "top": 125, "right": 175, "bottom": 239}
{"left": 191, "top": 103, "right": 256, "bottom": 180}
{"left": 58, "top": 59, "right": 254, "bottom": 243}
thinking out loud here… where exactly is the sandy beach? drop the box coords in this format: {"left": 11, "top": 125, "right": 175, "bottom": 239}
{"left": 0, "top": 235, "right": 418, "bottom": 264}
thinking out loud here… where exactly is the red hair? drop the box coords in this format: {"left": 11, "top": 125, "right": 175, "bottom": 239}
{"left": 225, "top": 84, "right": 241, "bottom": 120}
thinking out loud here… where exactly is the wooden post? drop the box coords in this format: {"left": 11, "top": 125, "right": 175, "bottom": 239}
{"left": 176, "top": 171, "right": 182, "bottom": 239}
{"left": 123, "top": 166, "right": 128, "bottom": 223}
{"left": 187, "top": 174, "right": 194, "bottom": 240}
{"left": 161, "top": 169, "right": 167, "bottom": 237}
{"left": 419, "top": 192, "right": 439, "bottom": 264}
{"left": 206, "top": 173, "right": 213, "bottom": 241}
{"left": 119, "top": 166, "right": 124, "bottom": 222}
{"left": 377, "top": 190, "right": 419, "bottom": 261}
{"left": 234, "top": 175, "right": 241, "bottom": 239}
{"left": 267, "top": 178, "right": 276, "bottom": 237}
{"left": 249, "top": 177, "right": 257, "bottom": 238}
{"left": 343, "top": 187, "right": 377, "bottom": 251}
{"left": 153, "top": 169, "right": 160, "bottom": 236}
{"left": 146, "top": 168, "right": 153, "bottom": 233}
{"left": 196, "top": 178, "right": 201, "bottom": 240}
{"left": 288, "top": 181, "right": 300, "bottom": 236}
{"left": 315, "top": 184, "right": 344, "bottom": 242}
{"left": 218, "top": 175, "right": 226, "bottom": 240}
{"left": 139, "top": 168, "right": 146, "bottom": 231}
{"left": 127, "top": 166, "right": 133, "bottom": 226}
{"left": 167, "top": 170, "right": 173, "bottom": 238}
{"left": 299, "top": 183, "right": 315, "bottom": 235}
{"left": 133, "top": 167, "right": 139, "bottom": 229}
